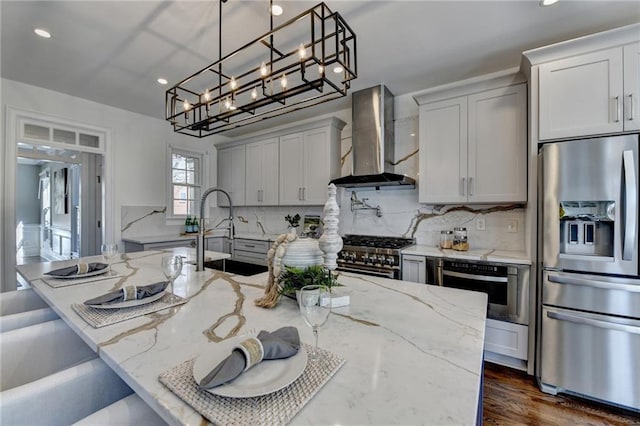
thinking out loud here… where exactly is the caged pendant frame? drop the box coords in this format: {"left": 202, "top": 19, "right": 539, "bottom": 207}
{"left": 165, "top": 0, "right": 357, "bottom": 137}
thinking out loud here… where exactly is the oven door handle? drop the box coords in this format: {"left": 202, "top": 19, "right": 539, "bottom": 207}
{"left": 442, "top": 270, "right": 508, "bottom": 283}
{"left": 338, "top": 266, "right": 395, "bottom": 279}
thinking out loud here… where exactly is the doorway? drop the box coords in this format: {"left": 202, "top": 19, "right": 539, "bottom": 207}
{"left": 16, "top": 148, "right": 103, "bottom": 266}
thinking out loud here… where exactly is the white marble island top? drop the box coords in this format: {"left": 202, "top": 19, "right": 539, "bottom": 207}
{"left": 17, "top": 251, "right": 487, "bottom": 426}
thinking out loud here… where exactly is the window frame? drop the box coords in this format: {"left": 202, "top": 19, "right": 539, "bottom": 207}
{"left": 167, "top": 145, "right": 208, "bottom": 220}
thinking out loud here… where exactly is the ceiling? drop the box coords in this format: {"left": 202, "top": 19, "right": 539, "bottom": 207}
{"left": 2, "top": 1, "right": 639, "bottom": 138}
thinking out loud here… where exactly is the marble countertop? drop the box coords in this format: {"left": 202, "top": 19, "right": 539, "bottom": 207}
{"left": 402, "top": 245, "right": 531, "bottom": 265}
{"left": 17, "top": 251, "right": 487, "bottom": 426}
{"left": 122, "top": 232, "right": 281, "bottom": 245}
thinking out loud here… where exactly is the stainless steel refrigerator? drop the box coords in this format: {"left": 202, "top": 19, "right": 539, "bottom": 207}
{"left": 539, "top": 134, "right": 639, "bottom": 411}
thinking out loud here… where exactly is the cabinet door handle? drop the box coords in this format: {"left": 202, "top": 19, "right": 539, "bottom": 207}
{"left": 461, "top": 177, "right": 466, "bottom": 196}
{"left": 615, "top": 96, "right": 621, "bottom": 123}
{"left": 629, "top": 94, "right": 635, "bottom": 121}
{"left": 299, "top": 187, "right": 303, "bottom": 201}
{"left": 468, "top": 177, "right": 473, "bottom": 196}
{"left": 302, "top": 187, "right": 306, "bottom": 201}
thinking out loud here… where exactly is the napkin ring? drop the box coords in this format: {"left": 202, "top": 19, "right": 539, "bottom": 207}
{"left": 235, "top": 337, "right": 264, "bottom": 371}
{"left": 77, "top": 263, "right": 89, "bottom": 275}
{"left": 123, "top": 286, "right": 138, "bottom": 301}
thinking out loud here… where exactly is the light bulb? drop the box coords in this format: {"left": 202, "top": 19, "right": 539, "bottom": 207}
{"left": 224, "top": 97, "right": 231, "bottom": 110}
{"left": 251, "top": 87, "right": 258, "bottom": 100}
{"left": 260, "top": 62, "right": 268, "bottom": 77}
{"left": 230, "top": 77, "right": 237, "bottom": 90}
{"left": 270, "top": 4, "right": 283, "bottom": 16}
{"left": 280, "top": 74, "right": 287, "bottom": 89}
{"left": 183, "top": 100, "right": 190, "bottom": 110}
{"left": 318, "top": 65, "right": 325, "bottom": 75}
{"left": 298, "top": 43, "right": 306, "bottom": 60}
{"left": 204, "top": 90, "right": 211, "bottom": 101}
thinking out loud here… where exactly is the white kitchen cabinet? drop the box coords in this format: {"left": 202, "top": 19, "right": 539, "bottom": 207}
{"left": 402, "top": 254, "right": 427, "bottom": 284}
{"left": 233, "top": 238, "right": 270, "bottom": 266}
{"left": 245, "top": 138, "right": 279, "bottom": 205}
{"left": 205, "top": 237, "right": 223, "bottom": 253}
{"left": 624, "top": 42, "right": 640, "bottom": 131}
{"left": 539, "top": 42, "right": 640, "bottom": 140}
{"left": 217, "top": 145, "right": 245, "bottom": 207}
{"left": 418, "top": 83, "right": 527, "bottom": 204}
{"left": 484, "top": 318, "right": 528, "bottom": 371}
{"left": 279, "top": 127, "right": 340, "bottom": 205}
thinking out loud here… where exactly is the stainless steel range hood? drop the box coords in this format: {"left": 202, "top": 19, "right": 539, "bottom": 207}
{"left": 330, "top": 85, "right": 416, "bottom": 189}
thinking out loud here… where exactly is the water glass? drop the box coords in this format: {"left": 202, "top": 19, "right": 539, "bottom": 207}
{"left": 101, "top": 243, "right": 118, "bottom": 271}
{"left": 298, "top": 284, "right": 331, "bottom": 360}
{"left": 161, "top": 255, "right": 183, "bottom": 297}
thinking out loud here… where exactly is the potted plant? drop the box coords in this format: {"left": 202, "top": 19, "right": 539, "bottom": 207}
{"left": 278, "top": 264, "right": 338, "bottom": 298}
{"left": 284, "top": 213, "right": 301, "bottom": 232}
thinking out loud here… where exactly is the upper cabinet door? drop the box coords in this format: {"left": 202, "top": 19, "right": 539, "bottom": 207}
{"left": 623, "top": 42, "right": 640, "bottom": 131}
{"left": 279, "top": 133, "right": 304, "bottom": 205}
{"left": 468, "top": 84, "right": 527, "bottom": 203}
{"left": 217, "top": 145, "right": 245, "bottom": 206}
{"left": 419, "top": 96, "right": 468, "bottom": 204}
{"left": 245, "top": 138, "right": 279, "bottom": 205}
{"left": 302, "top": 127, "right": 330, "bottom": 205}
{"left": 539, "top": 47, "right": 624, "bottom": 140}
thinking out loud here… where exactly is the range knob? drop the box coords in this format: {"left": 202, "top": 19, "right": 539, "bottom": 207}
{"left": 377, "top": 255, "right": 386, "bottom": 265}
{"left": 362, "top": 253, "right": 369, "bottom": 263}
{"left": 387, "top": 257, "right": 395, "bottom": 266}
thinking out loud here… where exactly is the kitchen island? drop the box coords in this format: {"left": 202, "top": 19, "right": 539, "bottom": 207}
{"left": 17, "top": 250, "right": 487, "bottom": 425}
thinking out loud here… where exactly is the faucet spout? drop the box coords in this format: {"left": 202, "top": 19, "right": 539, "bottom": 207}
{"left": 197, "top": 187, "right": 234, "bottom": 272}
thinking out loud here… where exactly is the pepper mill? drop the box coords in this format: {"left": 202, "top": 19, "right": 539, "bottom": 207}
{"left": 319, "top": 184, "right": 343, "bottom": 270}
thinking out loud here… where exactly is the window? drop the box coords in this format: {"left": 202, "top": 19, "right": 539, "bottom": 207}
{"left": 170, "top": 149, "right": 202, "bottom": 217}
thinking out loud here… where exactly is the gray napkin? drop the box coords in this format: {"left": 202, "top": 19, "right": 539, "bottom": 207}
{"left": 199, "top": 326, "right": 300, "bottom": 389}
{"left": 84, "top": 281, "right": 167, "bottom": 306}
{"left": 45, "top": 262, "right": 108, "bottom": 277}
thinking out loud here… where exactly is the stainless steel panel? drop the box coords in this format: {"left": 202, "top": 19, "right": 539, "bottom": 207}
{"left": 541, "top": 134, "right": 639, "bottom": 275}
{"left": 543, "top": 270, "right": 640, "bottom": 318}
{"left": 540, "top": 306, "right": 640, "bottom": 411}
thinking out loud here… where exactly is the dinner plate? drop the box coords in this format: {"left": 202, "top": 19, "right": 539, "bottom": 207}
{"left": 86, "top": 291, "right": 166, "bottom": 309}
{"left": 192, "top": 335, "right": 308, "bottom": 398}
{"left": 47, "top": 267, "right": 110, "bottom": 279}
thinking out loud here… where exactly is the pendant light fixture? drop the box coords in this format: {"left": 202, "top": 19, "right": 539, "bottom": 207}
{"left": 166, "top": 0, "right": 357, "bottom": 137}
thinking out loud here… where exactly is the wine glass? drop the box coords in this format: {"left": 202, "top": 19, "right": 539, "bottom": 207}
{"left": 101, "top": 243, "right": 118, "bottom": 273}
{"left": 161, "top": 255, "right": 183, "bottom": 299}
{"left": 298, "top": 284, "right": 331, "bottom": 360}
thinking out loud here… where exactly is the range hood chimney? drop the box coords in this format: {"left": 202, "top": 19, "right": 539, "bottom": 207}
{"left": 330, "top": 85, "right": 415, "bottom": 189}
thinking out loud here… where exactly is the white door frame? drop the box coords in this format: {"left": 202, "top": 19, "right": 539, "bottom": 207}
{"left": 2, "top": 106, "right": 113, "bottom": 292}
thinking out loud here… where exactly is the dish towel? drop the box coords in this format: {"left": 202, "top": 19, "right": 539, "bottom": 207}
{"left": 84, "top": 281, "right": 167, "bottom": 306}
{"left": 45, "top": 262, "right": 108, "bottom": 277}
{"left": 199, "top": 326, "right": 300, "bottom": 389}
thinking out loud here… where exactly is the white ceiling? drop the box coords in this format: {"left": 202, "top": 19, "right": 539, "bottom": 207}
{"left": 2, "top": 1, "right": 639, "bottom": 137}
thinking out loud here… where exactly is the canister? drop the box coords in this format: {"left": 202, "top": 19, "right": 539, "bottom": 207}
{"left": 440, "top": 230, "right": 453, "bottom": 249}
{"left": 453, "top": 227, "right": 469, "bottom": 251}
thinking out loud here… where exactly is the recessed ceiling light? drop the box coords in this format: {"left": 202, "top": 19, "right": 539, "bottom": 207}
{"left": 271, "top": 4, "right": 283, "bottom": 16}
{"left": 34, "top": 28, "right": 51, "bottom": 38}
{"left": 333, "top": 65, "right": 344, "bottom": 74}
{"left": 539, "top": 0, "right": 559, "bottom": 6}
{"left": 157, "top": 78, "right": 168, "bottom": 85}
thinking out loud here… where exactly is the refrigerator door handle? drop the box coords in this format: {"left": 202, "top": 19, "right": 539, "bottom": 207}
{"left": 622, "top": 150, "right": 637, "bottom": 261}
{"left": 547, "top": 310, "right": 640, "bottom": 335}
{"left": 548, "top": 273, "right": 640, "bottom": 293}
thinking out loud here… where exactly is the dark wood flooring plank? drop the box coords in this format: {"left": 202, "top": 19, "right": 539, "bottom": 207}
{"left": 483, "top": 362, "right": 640, "bottom": 426}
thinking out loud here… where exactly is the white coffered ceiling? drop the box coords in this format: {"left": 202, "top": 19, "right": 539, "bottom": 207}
{"left": 2, "top": 1, "right": 639, "bottom": 137}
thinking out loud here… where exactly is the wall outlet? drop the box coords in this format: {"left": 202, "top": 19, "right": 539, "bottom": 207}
{"left": 507, "top": 220, "right": 518, "bottom": 233}
{"left": 476, "top": 218, "right": 485, "bottom": 231}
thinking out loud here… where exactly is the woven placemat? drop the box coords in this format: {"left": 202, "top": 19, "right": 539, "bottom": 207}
{"left": 71, "top": 294, "right": 187, "bottom": 328}
{"left": 41, "top": 271, "right": 123, "bottom": 288}
{"left": 159, "top": 344, "right": 345, "bottom": 426}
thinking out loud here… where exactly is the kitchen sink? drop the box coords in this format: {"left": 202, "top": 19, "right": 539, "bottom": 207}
{"left": 203, "top": 259, "right": 268, "bottom": 276}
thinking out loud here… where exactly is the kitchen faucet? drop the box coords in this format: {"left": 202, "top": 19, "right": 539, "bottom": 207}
{"left": 197, "top": 187, "right": 234, "bottom": 272}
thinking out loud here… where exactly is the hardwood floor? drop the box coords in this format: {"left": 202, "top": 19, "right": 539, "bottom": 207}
{"left": 483, "top": 362, "right": 640, "bottom": 425}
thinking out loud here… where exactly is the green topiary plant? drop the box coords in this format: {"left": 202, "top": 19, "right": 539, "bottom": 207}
{"left": 278, "top": 264, "right": 338, "bottom": 297}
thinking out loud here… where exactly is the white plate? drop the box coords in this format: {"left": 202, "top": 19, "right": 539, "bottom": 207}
{"left": 46, "top": 267, "right": 110, "bottom": 279}
{"left": 86, "top": 291, "right": 166, "bottom": 309}
{"left": 192, "top": 335, "right": 308, "bottom": 398}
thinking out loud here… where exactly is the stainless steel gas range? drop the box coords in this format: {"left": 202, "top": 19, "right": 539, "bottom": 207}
{"left": 337, "top": 234, "right": 415, "bottom": 279}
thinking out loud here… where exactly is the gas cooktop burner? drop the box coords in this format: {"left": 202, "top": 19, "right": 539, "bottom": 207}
{"left": 342, "top": 234, "right": 414, "bottom": 250}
